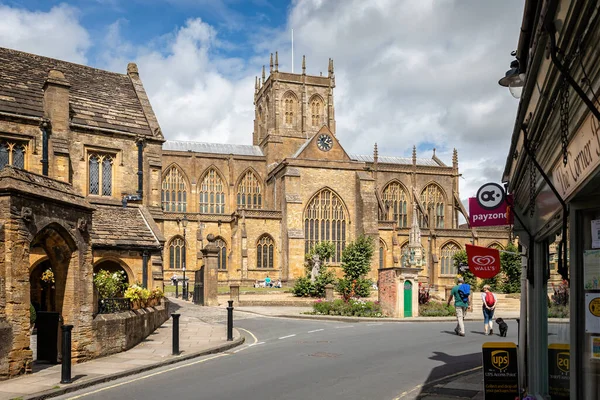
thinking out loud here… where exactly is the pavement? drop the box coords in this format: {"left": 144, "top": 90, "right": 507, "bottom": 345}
{"left": 0, "top": 299, "right": 244, "bottom": 400}
{"left": 416, "top": 367, "right": 484, "bottom": 400}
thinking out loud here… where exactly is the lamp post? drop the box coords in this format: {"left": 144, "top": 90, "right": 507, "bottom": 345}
{"left": 181, "top": 215, "right": 188, "bottom": 301}
{"left": 498, "top": 54, "right": 525, "bottom": 99}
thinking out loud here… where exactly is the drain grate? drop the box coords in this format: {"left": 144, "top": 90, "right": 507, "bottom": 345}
{"left": 308, "top": 352, "right": 341, "bottom": 358}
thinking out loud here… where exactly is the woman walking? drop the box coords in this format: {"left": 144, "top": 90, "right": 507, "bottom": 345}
{"left": 481, "top": 285, "right": 497, "bottom": 335}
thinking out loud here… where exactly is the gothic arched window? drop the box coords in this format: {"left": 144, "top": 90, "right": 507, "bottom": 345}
{"left": 0, "top": 140, "right": 28, "bottom": 170}
{"left": 199, "top": 168, "right": 226, "bottom": 214}
{"left": 169, "top": 236, "right": 185, "bottom": 270}
{"left": 382, "top": 182, "right": 408, "bottom": 228}
{"left": 304, "top": 188, "right": 347, "bottom": 263}
{"left": 216, "top": 237, "right": 227, "bottom": 270}
{"left": 257, "top": 235, "right": 275, "bottom": 269}
{"left": 283, "top": 92, "right": 296, "bottom": 125}
{"left": 162, "top": 167, "right": 188, "bottom": 212}
{"left": 88, "top": 152, "right": 113, "bottom": 196}
{"left": 488, "top": 243, "right": 504, "bottom": 250}
{"left": 379, "top": 239, "right": 387, "bottom": 269}
{"left": 440, "top": 242, "right": 460, "bottom": 275}
{"left": 400, "top": 243, "right": 408, "bottom": 267}
{"left": 237, "top": 170, "right": 262, "bottom": 209}
{"left": 310, "top": 96, "right": 323, "bottom": 127}
{"left": 419, "top": 184, "right": 445, "bottom": 229}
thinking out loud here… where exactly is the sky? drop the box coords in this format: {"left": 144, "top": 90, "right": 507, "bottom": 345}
{"left": 0, "top": 0, "right": 524, "bottom": 204}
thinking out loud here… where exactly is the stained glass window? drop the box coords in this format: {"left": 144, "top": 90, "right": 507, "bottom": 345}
{"left": 304, "top": 188, "right": 347, "bottom": 263}
{"left": 162, "top": 167, "right": 188, "bottom": 212}
{"left": 237, "top": 170, "right": 262, "bottom": 209}
{"left": 419, "top": 184, "right": 445, "bottom": 229}
{"left": 440, "top": 242, "right": 460, "bottom": 275}
{"left": 169, "top": 237, "right": 185, "bottom": 269}
{"left": 382, "top": 182, "right": 408, "bottom": 228}
{"left": 199, "top": 168, "right": 226, "bottom": 214}
{"left": 257, "top": 235, "right": 275, "bottom": 269}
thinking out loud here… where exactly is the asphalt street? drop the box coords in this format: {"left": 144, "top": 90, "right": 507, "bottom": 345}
{"left": 54, "top": 314, "right": 519, "bottom": 400}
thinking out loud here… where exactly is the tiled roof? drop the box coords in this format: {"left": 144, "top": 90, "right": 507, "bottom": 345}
{"left": 91, "top": 205, "right": 162, "bottom": 249}
{"left": 0, "top": 47, "right": 154, "bottom": 136}
{"left": 163, "top": 140, "right": 264, "bottom": 156}
{"left": 350, "top": 154, "right": 442, "bottom": 167}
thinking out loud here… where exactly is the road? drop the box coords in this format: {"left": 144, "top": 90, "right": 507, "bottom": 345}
{"left": 55, "top": 312, "right": 518, "bottom": 400}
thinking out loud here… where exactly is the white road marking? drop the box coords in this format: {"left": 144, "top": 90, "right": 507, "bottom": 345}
{"left": 334, "top": 325, "right": 354, "bottom": 329}
{"left": 278, "top": 334, "right": 297, "bottom": 339}
{"left": 307, "top": 329, "right": 324, "bottom": 333}
{"left": 248, "top": 341, "right": 265, "bottom": 346}
{"left": 366, "top": 323, "right": 383, "bottom": 326}
{"left": 232, "top": 328, "right": 259, "bottom": 354}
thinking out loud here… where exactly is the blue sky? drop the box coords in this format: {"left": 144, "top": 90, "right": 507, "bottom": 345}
{"left": 0, "top": 0, "right": 524, "bottom": 200}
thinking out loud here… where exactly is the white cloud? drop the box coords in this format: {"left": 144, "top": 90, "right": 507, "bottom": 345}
{"left": 0, "top": 4, "right": 90, "bottom": 63}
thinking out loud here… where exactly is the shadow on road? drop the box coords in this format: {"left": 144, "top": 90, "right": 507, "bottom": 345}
{"left": 415, "top": 351, "right": 481, "bottom": 398}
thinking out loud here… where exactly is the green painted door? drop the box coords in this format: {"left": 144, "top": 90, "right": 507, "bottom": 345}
{"left": 404, "top": 280, "right": 413, "bottom": 317}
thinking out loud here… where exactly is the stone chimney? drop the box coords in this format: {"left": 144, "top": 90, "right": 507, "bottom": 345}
{"left": 43, "top": 69, "right": 70, "bottom": 134}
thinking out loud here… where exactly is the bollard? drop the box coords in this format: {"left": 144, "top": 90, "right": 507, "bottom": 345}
{"left": 60, "top": 325, "right": 73, "bottom": 384}
{"left": 227, "top": 300, "right": 234, "bottom": 341}
{"left": 172, "top": 313, "right": 180, "bottom": 355}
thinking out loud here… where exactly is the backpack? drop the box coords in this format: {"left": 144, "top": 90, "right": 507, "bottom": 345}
{"left": 458, "top": 284, "right": 470, "bottom": 304}
{"left": 485, "top": 291, "right": 496, "bottom": 307}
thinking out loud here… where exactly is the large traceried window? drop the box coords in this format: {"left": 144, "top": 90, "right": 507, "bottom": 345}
{"left": 162, "top": 167, "right": 187, "bottom": 212}
{"left": 199, "top": 168, "right": 226, "bottom": 214}
{"left": 419, "top": 184, "right": 445, "bottom": 229}
{"left": 310, "top": 96, "right": 323, "bottom": 127}
{"left": 216, "top": 237, "right": 227, "bottom": 270}
{"left": 440, "top": 242, "right": 460, "bottom": 275}
{"left": 257, "top": 235, "right": 275, "bottom": 269}
{"left": 237, "top": 170, "right": 262, "bottom": 209}
{"left": 169, "top": 236, "right": 185, "bottom": 269}
{"left": 0, "top": 140, "right": 27, "bottom": 170}
{"left": 382, "top": 182, "right": 408, "bottom": 228}
{"left": 304, "top": 188, "right": 347, "bottom": 263}
{"left": 88, "top": 152, "right": 113, "bottom": 196}
{"left": 283, "top": 92, "right": 296, "bottom": 125}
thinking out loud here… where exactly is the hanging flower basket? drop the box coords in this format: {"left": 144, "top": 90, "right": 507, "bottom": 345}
{"left": 41, "top": 268, "right": 55, "bottom": 284}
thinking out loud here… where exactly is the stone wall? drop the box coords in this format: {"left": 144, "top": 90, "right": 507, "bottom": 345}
{"left": 91, "top": 300, "right": 169, "bottom": 358}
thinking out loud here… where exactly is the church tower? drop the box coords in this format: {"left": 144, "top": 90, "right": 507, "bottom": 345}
{"left": 253, "top": 53, "right": 336, "bottom": 165}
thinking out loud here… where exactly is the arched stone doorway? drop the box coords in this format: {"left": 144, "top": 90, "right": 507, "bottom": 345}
{"left": 30, "top": 259, "right": 56, "bottom": 313}
{"left": 94, "top": 260, "right": 132, "bottom": 285}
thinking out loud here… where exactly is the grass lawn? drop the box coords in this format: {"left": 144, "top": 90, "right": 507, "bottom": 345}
{"left": 218, "top": 286, "right": 290, "bottom": 294}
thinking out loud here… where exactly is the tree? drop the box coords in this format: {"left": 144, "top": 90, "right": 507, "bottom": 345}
{"left": 500, "top": 242, "right": 521, "bottom": 293}
{"left": 292, "top": 242, "right": 337, "bottom": 297}
{"left": 337, "top": 235, "right": 375, "bottom": 300}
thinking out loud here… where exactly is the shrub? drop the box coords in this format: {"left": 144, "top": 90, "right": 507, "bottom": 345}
{"left": 292, "top": 276, "right": 313, "bottom": 297}
{"left": 312, "top": 268, "right": 336, "bottom": 297}
{"left": 551, "top": 280, "right": 569, "bottom": 306}
{"left": 311, "top": 298, "right": 383, "bottom": 318}
{"left": 124, "top": 284, "right": 151, "bottom": 307}
{"left": 548, "top": 304, "right": 569, "bottom": 318}
{"left": 338, "top": 235, "right": 374, "bottom": 300}
{"left": 93, "top": 269, "right": 127, "bottom": 299}
{"left": 419, "top": 301, "right": 455, "bottom": 317}
{"left": 500, "top": 242, "right": 521, "bottom": 293}
{"left": 293, "top": 242, "right": 338, "bottom": 297}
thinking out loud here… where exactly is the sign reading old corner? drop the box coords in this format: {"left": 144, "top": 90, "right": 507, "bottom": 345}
{"left": 552, "top": 111, "right": 600, "bottom": 200}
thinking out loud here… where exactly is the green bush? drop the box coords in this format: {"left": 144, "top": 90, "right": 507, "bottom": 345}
{"left": 419, "top": 301, "right": 455, "bottom": 317}
{"left": 293, "top": 242, "right": 337, "bottom": 298}
{"left": 338, "top": 235, "right": 374, "bottom": 300}
{"left": 311, "top": 298, "right": 383, "bottom": 317}
{"left": 93, "top": 269, "right": 127, "bottom": 299}
{"left": 548, "top": 304, "right": 569, "bottom": 318}
{"left": 312, "top": 268, "right": 336, "bottom": 297}
{"left": 337, "top": 278, "right": 372, "bottom": 299}
{"left": 292, "top": 276, "right": 313, "bottom": 297}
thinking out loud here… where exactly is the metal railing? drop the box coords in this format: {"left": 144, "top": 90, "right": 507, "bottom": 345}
{"left": 98, "top": 297, "right": 131, "bottom": 314}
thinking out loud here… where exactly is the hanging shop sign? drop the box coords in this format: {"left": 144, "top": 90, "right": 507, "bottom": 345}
{"left": 548, "top": 344, "right": 570, "bottom": 400}
{"left": 482, "top": 342, "right": 519, "bottom": 400}
{"left": 468, "top": 182, "right": 514, "bottom": 227}
{"left": 465, "top": 244, "right": 501, "bottom": 279}
{"left": 552, "top": 113, "right": 600, "bottom": 200}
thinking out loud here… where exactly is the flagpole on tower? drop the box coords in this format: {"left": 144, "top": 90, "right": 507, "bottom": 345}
{"left": 291, "top": 28, "right": 294, "bottom": 73}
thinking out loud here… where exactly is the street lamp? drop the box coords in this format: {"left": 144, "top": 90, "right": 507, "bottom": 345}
{"left": 181, "top": 215, "right": 188, "bottom": 301}
{"left": 498, "top": 57, "right": 525, "bottom": 99}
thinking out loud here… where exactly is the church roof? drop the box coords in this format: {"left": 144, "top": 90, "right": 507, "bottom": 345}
{"left": 350, "top": 154, "right": 442, "bottom": 167}
{"left": 0, "top": 47, "right": 158, "bottom": 137}
{"left": 163, "top": 140, "right": 264, "bottom": 156}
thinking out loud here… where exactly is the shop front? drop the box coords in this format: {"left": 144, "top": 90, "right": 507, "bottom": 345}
{"left": 501, "top": 0, "right": 600, "bottom": 398}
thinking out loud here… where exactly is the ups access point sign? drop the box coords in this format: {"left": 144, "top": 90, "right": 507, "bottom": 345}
{"left": 548, "top": 344, "right": 570, "bottom": 400}
{"left": 482, "top": 342, "right": 518, "bottom": 400}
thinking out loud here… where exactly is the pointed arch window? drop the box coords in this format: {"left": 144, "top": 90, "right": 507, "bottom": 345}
{"left": 440, "top": 242, "right": 460, "bottom": 275}
{"left": 237, "top": 170, "right": 262, "bottom": 209}
{"left": 199, "top": 168, "right": 226, "bottom": 214}
{"left": 419, "top": 184, "right": 445, "bottom": 229}
{"left": 304, "top": 188, "right": 347, "bottom": 263}
{"left": 0, "top": 140, "right": 28, "bottom": 170}
{"left": 283, "top": 93, "right": 296, "bottom": 125}
{"left": 382, "top": 182, "right": 408, "bottom": 228}
{"left": 310, "top": 97, "right": 323, "bottom": 127}
{"left": 379, "top": 239, "right": 387, "bottom": 269}
{"left": 216, "top": 237, "right": 227, "bottom": 270}
{"left": 488, "top": 243, "right": 504, "bottom": 250}
{"left": 88, "top": 152, "right": 113, "bottom": 196}
{"left": 169, "top": 236, "right": 185, "bottom": 270}
{"left": 400, "top": 243, "right": 408, "bottom": 267}
{"left": 257, "top": 235, "right": 275, "bottom": 269}
{"left": 162, "top": 167, "right": 188, "bottom": 212}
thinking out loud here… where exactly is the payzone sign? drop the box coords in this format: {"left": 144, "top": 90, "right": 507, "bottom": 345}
{"left": 469, "top": 182, "right": 513, "bottom": 227}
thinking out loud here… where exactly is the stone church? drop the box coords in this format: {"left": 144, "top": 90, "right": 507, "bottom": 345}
{"left": 0, "top": 46, "right": 507, "bottom": 377}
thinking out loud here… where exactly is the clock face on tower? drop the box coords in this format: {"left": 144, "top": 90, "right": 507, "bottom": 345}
{"left": 317, "top": 134, "right": 333, "bottom": 152}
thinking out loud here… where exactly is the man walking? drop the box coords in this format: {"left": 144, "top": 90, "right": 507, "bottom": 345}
{"left": 447, "top": 277, "right": 471, "bottom": 336}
